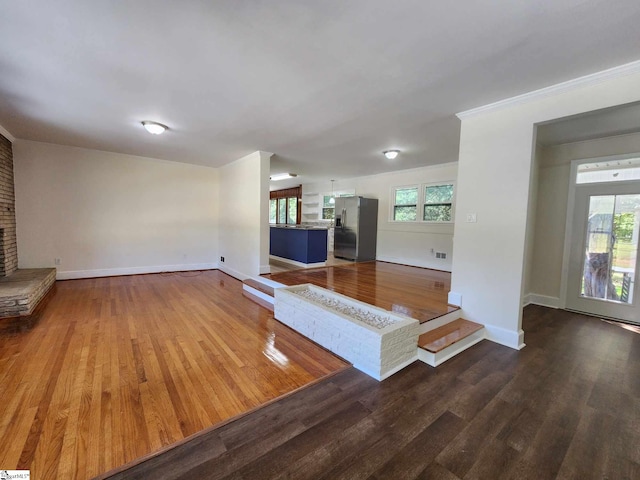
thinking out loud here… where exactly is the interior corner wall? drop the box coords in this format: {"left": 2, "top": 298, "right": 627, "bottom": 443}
{"left": 14, "top": 140, "right": 218, "bottom": 279}
{"left": 528, "top": 131, "right": 640, "bottom": 305}
{"left": 218, "top": 151, "right": 270, "bottom": 280}
{"left": 302, "top": 163, "right": 458, "bottom": 271}
{"left": 451, "top": 69, "right": 640, "bottom": 350}
{"left": 522, "top": 142, "right": 541, "bottom": 303}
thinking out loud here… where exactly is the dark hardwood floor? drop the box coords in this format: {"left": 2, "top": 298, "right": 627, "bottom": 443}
{"left": 266, "top": 261, "right": 458, "bottom": 323}
{"left": 105, "top": 305, "right": 640, "bottom": 480}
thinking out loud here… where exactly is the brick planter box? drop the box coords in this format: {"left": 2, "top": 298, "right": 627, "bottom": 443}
{"left": 274, "top": 284, "right": 419, "bottom": 381}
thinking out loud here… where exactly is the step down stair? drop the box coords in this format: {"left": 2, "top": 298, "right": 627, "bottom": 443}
{"left": 242, "top": 277, "right": 284, "bottom": 312}
{"left": 417, "top": 318, "right": 485, "bottom": 367}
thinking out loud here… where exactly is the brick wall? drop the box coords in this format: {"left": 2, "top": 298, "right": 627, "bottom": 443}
{"left": 0, "top": 134, "right": 17, "bottom": 276}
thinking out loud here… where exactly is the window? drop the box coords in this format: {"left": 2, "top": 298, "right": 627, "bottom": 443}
{"left": 322, "top": 195, "right": 335, "bottom": 220}
{"left": 269, "top": 199, "right": 277, "bottom": 223}
{"left": 287, "top": 197, "right": 297, "bottom": 224}
{"left": 269, "top": 186, "right": 301, "bottom": 224}
{"left": 393, "top": 187, "right": 418, "bottom": 221}
{"left": 390, "top": 182, "right": 455, "bottom": 223}
{"left": 423, "top": 184, "right": 454, "bottom": 222}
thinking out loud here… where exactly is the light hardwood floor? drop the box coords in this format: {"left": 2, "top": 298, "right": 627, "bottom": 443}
{"left": 0, "top": 271, "right": 347, "bottom": 480}
{"left": 267, "top": 261, "right": 458, "bottom": 323}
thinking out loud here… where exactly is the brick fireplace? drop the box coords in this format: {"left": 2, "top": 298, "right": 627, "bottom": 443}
{"left": 0, "top": 133, "right": 56, "bottom": 319}
{"left": 0, "top": 134, "right": 18, "bottom": 277}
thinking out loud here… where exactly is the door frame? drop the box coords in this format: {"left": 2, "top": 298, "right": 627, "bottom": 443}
{"left": 560, "top": 152, "right": 640, "bottom": 315}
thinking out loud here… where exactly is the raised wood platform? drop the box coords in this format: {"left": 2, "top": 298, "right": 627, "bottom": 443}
{"left": 266, "top": 261, "right": 459, "bottom": 324}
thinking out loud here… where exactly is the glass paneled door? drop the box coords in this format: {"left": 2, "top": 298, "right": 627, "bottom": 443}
{"left": 566, "top": 182, "right": 640, "bottom": 323}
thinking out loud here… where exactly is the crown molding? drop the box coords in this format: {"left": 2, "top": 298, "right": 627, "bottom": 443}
{"left": 457, "top": 59, "right": 640, "bottom": 120}
{"left": 0, "top": 123, "right": 15, "bottom": 142}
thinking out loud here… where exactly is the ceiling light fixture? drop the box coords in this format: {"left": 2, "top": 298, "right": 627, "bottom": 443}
{"left": 329, "top": 180, "right": 335, "bottom": 204}
{"left": 142, "top": 121, "right": 168, "bottom": 135}
{"left": 270, "top": 173, "right": 297, "bottom": 181}
{"left": 383, "top": 149, "right": 400, "bottom": 160}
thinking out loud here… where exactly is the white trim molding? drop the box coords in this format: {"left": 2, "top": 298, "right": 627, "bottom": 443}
{"left": 523, "top": 294, "right": 561, "bottom": 309}
{"left": 457, "top": 60, "right": 640, "bottom": 120}
{"left": 484, "top": 324, "right": 525, "bottom": 350}
{"left": 0, "top": 123, "right": 15, "bottom": 142}
{"left": 217, "top": 264, "right": 249, "bottom": 281}
{"left": 269, "top": 255, "right": 326, "bottom": 269}
{"left": 56, "top": 263, "right": 218, "bottom": 280}
{"left": 447, "top": 291, "right": 462, "bottom": 307}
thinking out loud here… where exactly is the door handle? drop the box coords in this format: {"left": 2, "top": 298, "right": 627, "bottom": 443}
{"left": 342, "top": 208, "right": 346, "bottom": 229}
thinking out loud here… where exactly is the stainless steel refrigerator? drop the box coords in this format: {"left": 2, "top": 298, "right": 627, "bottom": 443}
{"left": 334, "top": 197, "right": 378, "bottom": 261}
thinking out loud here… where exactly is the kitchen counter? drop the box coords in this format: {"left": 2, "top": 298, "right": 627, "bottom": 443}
{"left": 270, "top": 226, "right": 328, "bottom": 266}
{"left": 270, "top": 224, "right": 329, "bottom": 230}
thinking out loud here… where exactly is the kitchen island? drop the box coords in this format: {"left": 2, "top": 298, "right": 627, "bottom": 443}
{"left": 270, "top": 225, "right": 328, "bottom": 267}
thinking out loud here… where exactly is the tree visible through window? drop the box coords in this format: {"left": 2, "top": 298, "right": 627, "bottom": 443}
{"left": 424, "top": 184, "right": 454, "bottom": 222}
{"left": 393, "top": 187, "right": 418, "bottom": 221}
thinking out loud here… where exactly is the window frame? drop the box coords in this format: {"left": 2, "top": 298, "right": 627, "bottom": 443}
{"left": 391, "top": 185, "right": 419, "bottom": 222}
{"left": 422, "top": 182, "right": 455, "bottom": 223}
{"left": 389, "top": 181, "right": 456, "bottom": 224}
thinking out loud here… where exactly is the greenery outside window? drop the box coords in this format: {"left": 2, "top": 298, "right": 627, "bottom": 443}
{"left": 287, "top": 197, "right": 297, "bottom": 224}
{"left": 423, "top": 184, "right": 454, "bottom": 222}
{"left": 393, "top": 187, "right": 418, "bottom": 221}
{"left": 269, "top": 186, "right": 301, "bottom": 225}
{"left": 269, "top": 199, "right": 277, "bottom": 223}
{"left": 322, "top": 195, "right": 335, "bottom": 220}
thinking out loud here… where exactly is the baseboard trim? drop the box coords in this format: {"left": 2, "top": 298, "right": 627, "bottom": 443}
{"left": 217, "top": 264, "right": 249, "bottom": 281}
{"left": 523, "top": 294, "right": 561, "bottom": 309}
{"left": 484, "top": 324, "right": 525, "bottom": 350}
{"left": 269, "top": 255, "right": 326, "bottom": 269}
{"left": 376, "top": 255, "right": 452, "bottom": 273}
{"left": 56, "top": 263, "right": 218, "bottom": 280}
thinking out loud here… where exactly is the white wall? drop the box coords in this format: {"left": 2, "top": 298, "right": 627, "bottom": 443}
{"left": 527, "top": 132, "right": 640, "bottom": 306}
{"left": 218, "top": 151, "right": 271, "bottom": 280}
{"left": 14, "top": 140, "right": 219, "bottom": 279}
{"left": 452, "top": 65, "right": 640, "bottom": 350}
{"left": 303, "top": 163, "right": 458, "bottom": 271}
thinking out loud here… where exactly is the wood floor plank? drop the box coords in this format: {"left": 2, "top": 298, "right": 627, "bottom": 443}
{"left": 418, "top": 318, "right": 483, "bottom": 353}
{"left": 106, "top": 306, "right": 640, "bottom": 480}
{"left": 0, "top": 270, "right": 347, "bottom": 479}
{"left": 267, "top": 261, "right": 458, "bottom": 322}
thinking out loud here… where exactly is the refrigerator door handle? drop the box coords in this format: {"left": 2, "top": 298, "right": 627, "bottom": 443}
{"left": 342, "top": 208, "right": 346, "bottom": 230}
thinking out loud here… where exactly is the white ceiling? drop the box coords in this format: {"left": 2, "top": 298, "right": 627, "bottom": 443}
{"left": 1, "top": 1, "right": 640, "bottom": 187}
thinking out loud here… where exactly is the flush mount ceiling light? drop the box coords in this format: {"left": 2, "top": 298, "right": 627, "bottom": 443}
{"left": 383, "top": 150, "right": 400, "bottom": 160}
{"left": 270, "top": 173, "right": 297, "bottom": 181}
{"left": 141, "top": 121, "right": 168, "bottom": 135}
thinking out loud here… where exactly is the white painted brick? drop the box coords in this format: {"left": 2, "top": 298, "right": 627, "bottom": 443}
{"left": 275, "top": 284, "right": 419, "bottom": 381}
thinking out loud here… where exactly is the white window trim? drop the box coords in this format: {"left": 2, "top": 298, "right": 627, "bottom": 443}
{"left": 389, "top": 181, "right": 456, "bottom": 224}
{"left": 422, "top": 181, "right": 456, "bottom": 224}
{"left": 390, "top": 184, "right": 420, "bottom": 222}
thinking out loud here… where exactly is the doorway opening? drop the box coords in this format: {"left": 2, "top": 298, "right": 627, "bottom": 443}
{"left": 565, "top": 157, "right": 640, "bottom": 324}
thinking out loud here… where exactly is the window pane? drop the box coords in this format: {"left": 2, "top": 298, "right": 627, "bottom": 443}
{"left": 394, "top": 206, "right": 416, "bottom": 221}
{"left": 277, "top": 198, "right": 287, "bottom": 224}
{"left": 287, "top": 197, "right": 297, "bottom": 224}
{"left": 395, "top": 187, "right": 418, "bottom": 206}
{"left": 269, "top": 199, "right": 277, "bottom": 224}
{"left": 424, "top": 205, "right": 451, "bottom": 222}
{"left": 322, "top": 208, "right": 335, "bottom": 220}
{"left": 323, "top": 195, "right": 334, "bottom": 208}
{"left": 425, "top": 185, "right": 453, "bottom": 204}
